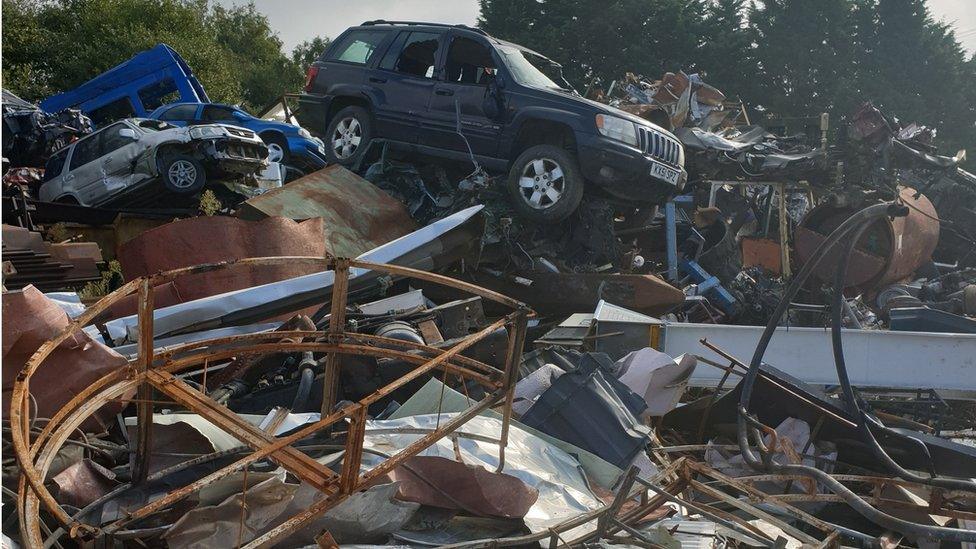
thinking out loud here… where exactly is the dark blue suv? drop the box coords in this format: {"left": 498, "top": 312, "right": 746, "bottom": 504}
{"left": 149, "top": 102, "right": 327, "bottom": 173}
{"left": 297, "top": 21, "right": 686, "bottom": 223}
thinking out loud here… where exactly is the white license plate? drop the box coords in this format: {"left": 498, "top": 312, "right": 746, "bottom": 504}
{"left": 650, "top": 161, "right": 680, "bottom": 185}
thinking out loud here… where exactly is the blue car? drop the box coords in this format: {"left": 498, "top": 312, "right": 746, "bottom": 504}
{"left": 149, "top": 102, "right": 327, "bottom": 173}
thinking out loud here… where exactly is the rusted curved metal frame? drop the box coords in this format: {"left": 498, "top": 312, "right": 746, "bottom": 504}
{"left": 12, "top": 256, "right": 531, "bottom": 548}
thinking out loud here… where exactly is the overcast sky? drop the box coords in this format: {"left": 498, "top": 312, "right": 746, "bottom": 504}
{"left": 220, "top": 0, "right": 976, "bottom": 55}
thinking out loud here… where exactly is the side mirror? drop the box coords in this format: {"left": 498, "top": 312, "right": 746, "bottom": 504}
{"left": 118, "top": 128, "right": 137, "bottom": 139}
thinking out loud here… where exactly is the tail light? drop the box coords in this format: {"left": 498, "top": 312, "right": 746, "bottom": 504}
{"left": 304, "top": 66, "right": 319, "bottom": 92}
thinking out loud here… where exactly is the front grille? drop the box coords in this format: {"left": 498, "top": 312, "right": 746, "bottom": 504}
{"left": 637, "top": 127, "right": 682, "bottom": 166}
{"left": 226, "top": 127, "right": 255, "bottom": 139}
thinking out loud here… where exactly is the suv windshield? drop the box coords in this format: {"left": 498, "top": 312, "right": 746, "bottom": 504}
{"left": 497, "top": 46, "right": 571, "bottom": 92}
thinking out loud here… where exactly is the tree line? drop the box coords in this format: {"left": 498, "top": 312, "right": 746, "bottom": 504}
{"left": 479, "top": 0, "right": 976, "bottom": 164}
{"left": 1, "top": 0, "right": 329, "bottom": 113}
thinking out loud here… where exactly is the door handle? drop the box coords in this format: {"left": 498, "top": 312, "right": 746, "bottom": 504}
{"left": 368, "top": 76, "right": 387, "bottom": 83}
{"left": 435, "top": 89, "right": 454, "bottom": 96}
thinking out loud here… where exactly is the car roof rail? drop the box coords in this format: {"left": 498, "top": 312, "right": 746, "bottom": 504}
{"left": 360, "top": 20, "right": 488, "bottom": 35}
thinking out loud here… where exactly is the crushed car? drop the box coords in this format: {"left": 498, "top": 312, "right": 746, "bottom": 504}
{"left": 38, "top": 118, "right": 269, "bottom": 207}
{"left": 148, "top": 102, "right": 328, "bottom": 177}
{"left": 2, "top": 89, "right": 93, "bottom": 168}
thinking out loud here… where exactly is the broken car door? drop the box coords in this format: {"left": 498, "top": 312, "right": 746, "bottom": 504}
{"left": 370, "top": 30, "right": 444, "bottom": 144}
{"left": 96, "top": 121, "right": 146, "bottom": 204}
{"left": 426, "top": 34, "right": 504, "bottom": 157}
{"left": 62, "top": 131, "right": 104, "bottom": 205}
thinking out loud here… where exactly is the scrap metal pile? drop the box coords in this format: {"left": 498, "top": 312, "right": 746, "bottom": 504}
{"left": 3, "top": 63, "right": 976, "bottom": 549}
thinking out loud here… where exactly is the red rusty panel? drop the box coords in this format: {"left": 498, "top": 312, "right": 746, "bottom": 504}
{"left": 117, "top": 216, "right": 326, "bottom": 303}
{"left": 740, "top": 237, "right": 782, "bottom": 275}
{"left": 235, "top": 165, "right": 417, "bottom": 258}
{"left": 387, "top": 455, "right": 538, "bottom": 518}
{"left": 1, "top": 285, "right": 130, "bottom": 431}
{"left": 795, "top": 187, "right": 939, "bottom": 292}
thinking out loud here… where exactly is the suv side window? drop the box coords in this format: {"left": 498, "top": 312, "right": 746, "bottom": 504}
{"left": 68, "top": 133, "right": 102, "bottom": 170}
{"left": 159, "top": 104, "right": 198, "bottom": 121}
{"left": 380, "top": 31, "right": 440, "bottom": 78}
{"left": 100, "top": 122, "right": 134, "bottom": 155}
{"left": 44, "top": 148, "right": 69, "bottom": 181}
{"left": 328, "top": 30, "right": 387, "bottom": 65}
{"left": 444, "top": 37, "right": 496, "bottom": 85}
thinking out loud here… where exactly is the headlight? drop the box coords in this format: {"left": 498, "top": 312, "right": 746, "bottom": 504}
{"left": 189, "top": 126, "right": 228, "bottom": 139}
{"left": 298, "top": 127, "right": 312, "bottom": 139}
{"left": 595, "top": 114, "right": 638, "bottom": 146}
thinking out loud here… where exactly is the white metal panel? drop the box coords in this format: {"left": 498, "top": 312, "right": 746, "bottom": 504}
{"left": 662, "top": 323, "right": 976, "bottom": 390}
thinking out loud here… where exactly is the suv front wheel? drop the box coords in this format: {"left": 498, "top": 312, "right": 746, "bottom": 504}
{"left": 324, "top": 106, "right": 372, "bottom": 165}
{"left": 507, "top": 144, "right": 584, "bottom": 224}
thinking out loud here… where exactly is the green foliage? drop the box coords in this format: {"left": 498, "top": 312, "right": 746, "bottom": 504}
{"left": 0, "top": 0, "right": 313, "bottom": 112}
{"left": 479, "top": 0, "right": 976, "bottom": 165}
{"left": 292, "top": 36, "right": 332, "bottom": 71}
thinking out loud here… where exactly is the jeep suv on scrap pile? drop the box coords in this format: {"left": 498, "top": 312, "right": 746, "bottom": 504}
{"left": 297, "top": 20, "right": 686, "bottom": 223}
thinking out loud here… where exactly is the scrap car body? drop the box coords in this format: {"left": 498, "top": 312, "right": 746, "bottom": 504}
{"left": 39, "top": 118, "right": 268, "bottom": 207}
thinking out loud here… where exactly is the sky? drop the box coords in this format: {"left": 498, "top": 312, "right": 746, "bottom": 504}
{"left": 219, "top": 0, "right": 976, "bottom": 55}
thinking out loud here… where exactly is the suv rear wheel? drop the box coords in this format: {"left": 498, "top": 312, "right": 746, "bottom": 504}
{"left": 324, "top": 106, "right": 372, "bottom": 165}
{"left": 507, "top": 144, "right": 584, "bottom": 224}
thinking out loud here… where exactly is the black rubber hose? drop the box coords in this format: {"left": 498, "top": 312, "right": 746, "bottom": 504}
{"left": 735, "top": 201, "right": 976, "bottom": 542}
{"left": 291, "top": 360, "right": 316, "bottom": 412}
{"left": 830, "top": 220, "right": 976, "bottom": 491}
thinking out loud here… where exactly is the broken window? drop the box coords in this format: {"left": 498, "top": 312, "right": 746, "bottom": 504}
{"left": 201, "top": 105, "right": 237, "bottom": 122}
{"left": 329, "top": 30, "right": 387, "bottom": 65}
{"left": 380, "top": 31, "right": 440, "bottom": 78}
{"left": 99, "top": 123, "right": 132, "bottom": 155}
{"left": 137, "top": 78, "right": 180, "bottom": 112}
{"left": 43, "top": 148, "right": 69, "bottom": 181}
{"left": 444, "top": 37, "right": 496, "bottom": 85}
{"left": 158, "top": 103, "right": 197, "bottom": 122}
{"left": 68, "top": 134, "right": 101, "bottom": 169}
{"left": 88, "top": 96, "right": 135, "bottom": 127}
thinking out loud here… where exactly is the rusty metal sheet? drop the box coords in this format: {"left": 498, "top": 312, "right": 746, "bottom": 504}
{"left": 117, "top": 216, "right": 326, "bottom": 303}
{"left": 236, "top": 165, "right": 417, "bottom": 258}
{"left": 386, "top": 455, "right": 539, "bottom": 518}
{"left": 1, "top": 285, "right": 130, "bottom": 431}
{"left": 795, "top": 187, "right": 939, "bottom": 292}
{"left": 50, "top": 459, "right": 120, "bottom": 508}
{"left": 740, "top": 237, "right": 783, "bottom": 275}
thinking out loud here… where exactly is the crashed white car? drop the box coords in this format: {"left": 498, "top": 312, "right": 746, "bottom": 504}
{"left": 39, "top": 118, "right": 269, "bottom": 207}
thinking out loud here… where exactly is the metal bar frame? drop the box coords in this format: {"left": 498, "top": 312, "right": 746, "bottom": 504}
{"left": 10, "top": 257, "right": 531, "bottom": 548}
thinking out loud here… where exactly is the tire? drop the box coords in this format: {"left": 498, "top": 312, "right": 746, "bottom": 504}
{"left": 159, "top": 154, "right": 206, "bottom": 195}
{"left": 506, "top": 144, "right": 585, "bottom": 224}
{"left": 323, "top": 106, "right": 372, "bottom": 166}
{"left": 262, "top": 133, "right": 290, "bottom": 164}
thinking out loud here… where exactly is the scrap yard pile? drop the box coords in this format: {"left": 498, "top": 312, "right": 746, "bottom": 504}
{"left": 3, "top": 43, "right": 976, "bottom": 549}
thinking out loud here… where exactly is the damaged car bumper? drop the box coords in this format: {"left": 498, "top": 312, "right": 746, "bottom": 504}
{"left": 189, "top": 125, "right": 269, "bottom": 175}
{"left": 577, "top": 130, "right": 687, "bottom": 203}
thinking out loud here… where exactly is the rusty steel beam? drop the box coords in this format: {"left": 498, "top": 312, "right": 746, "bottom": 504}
{"left": 321, "top": 257, "right": 350, "bottom": 418}
{"left": 131, "top": 278, "right": 155, "bottom": 484}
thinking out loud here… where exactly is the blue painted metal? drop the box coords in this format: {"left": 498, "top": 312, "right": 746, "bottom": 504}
{"left": 665, "top": 201, "right": 678, "bottom": 281}
{"left": 40, "top": 44, "right": 208, "bottom": 126}
{"left": 680, "top": 259, "right": 736, "bottom": 314}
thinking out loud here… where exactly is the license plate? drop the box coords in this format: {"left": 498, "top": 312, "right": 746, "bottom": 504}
{"left": 650, "top": 161, "right": 680, "bottom": 185}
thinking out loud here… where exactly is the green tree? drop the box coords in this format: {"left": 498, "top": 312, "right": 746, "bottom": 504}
{"left": 292, "top": 36, "right": 332, "bottom": 71}
{"left": 0, "top": 0, "right": 303, "bottom": 112}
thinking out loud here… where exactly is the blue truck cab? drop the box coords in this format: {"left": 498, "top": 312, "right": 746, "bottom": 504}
{"left": 40, "top": 44, "right": 209, "bottom": 128}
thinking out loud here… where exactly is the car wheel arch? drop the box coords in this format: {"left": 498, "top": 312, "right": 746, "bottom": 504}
{"left": 509, "top": 117, "right": 579, "bottom": 169}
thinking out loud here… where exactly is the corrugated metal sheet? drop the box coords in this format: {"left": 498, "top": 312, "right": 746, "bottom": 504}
{"left": 236, "top": 165, "right": 417, "bottom": 258}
